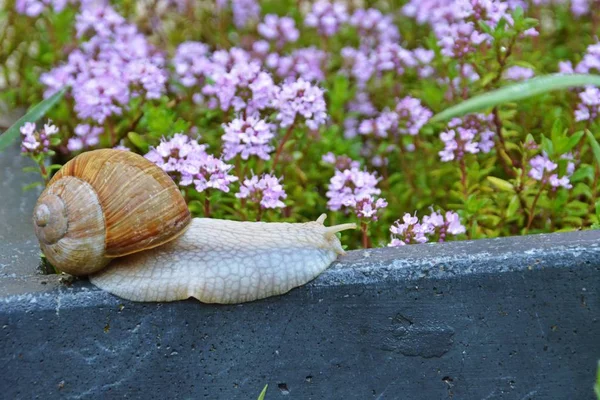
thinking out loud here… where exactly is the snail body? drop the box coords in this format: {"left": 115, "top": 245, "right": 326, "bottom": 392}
{"left": 91, "top": 216, "right": 352, "bottom": 303}
{"left": 33, "top": 149, "right": 355, "bottom": 304}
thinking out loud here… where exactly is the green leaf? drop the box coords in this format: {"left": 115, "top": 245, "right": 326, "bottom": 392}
{"left": 430, "top": 74, "right": 600, "bottom": 123}
{"left": 0, "top": 88, "right": 67, "bottom": 151}
{"left": 541, "top": 135, "right": 554, "bottom": 157}
{"left": 594, "top": 360, "right": 600, "bottom": 400}
{"left": 23, "top": 181, "right": 44, "bottom": 191}
{"left": 506, "top": 195, "right": 521, "bottom": 218}
{"left": 586, "top": 130, "right": 600, "bottom": 168}
{"left": 564, "top": 131, "right": 584, "bottom": 153}
{"left": 127, "top": 132, "right": 149, "bottom": 153}
{"left": 550, "top": 118, "right": 564, "bottom": 144}
{"left": 487, "top": 176, "right": 515, "bottom": 192}
{"left": 257, "top": 384, "right": 268, "bottom": 400}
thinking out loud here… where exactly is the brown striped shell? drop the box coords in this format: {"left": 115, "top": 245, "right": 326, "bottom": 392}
{"left": 33, "top": 149, "right": 191, "bottom": 275}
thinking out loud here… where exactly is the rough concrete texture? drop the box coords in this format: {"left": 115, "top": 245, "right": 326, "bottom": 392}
{"left": 1, "top": 143, "right": 599, "bottom": 399}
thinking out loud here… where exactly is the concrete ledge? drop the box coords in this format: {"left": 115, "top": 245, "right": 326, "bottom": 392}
{"left": 1, "top": 231, "right": 599, "bottom": 399}
{"left": 1, "top": 145, "right": 599, "bottom": 399}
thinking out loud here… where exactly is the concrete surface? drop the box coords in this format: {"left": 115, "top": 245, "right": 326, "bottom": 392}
{"left": 0, "top": 143, "right": 599, "bottom": 399}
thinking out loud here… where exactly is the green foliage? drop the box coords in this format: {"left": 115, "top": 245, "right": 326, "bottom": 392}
{"left": 3, "top": 1, "right": 600, "bottom": 250}
{"left": 0, "top": 88, "right": 67, "bottom": 151}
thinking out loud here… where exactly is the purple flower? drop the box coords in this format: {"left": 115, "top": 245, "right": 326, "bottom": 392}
{"left": 218, "top": 0, "right": 260, "bottom": 28}
{"left": 67, "top": 124, "right": 103, "bottom": 151}
{"left": 266, "top": 47, "right": 326, "bottom": 82}
{"left": 439, "top": 128, "right": 479, "bottom": 161}
{"left": 273, "top": 78, "right": 327, "bottom": 130}
{"left": 571, "top": 0, "right": 596, "bottom": 16}
{"left": 528, "top": 152, "right": 573, "bottom": 189}
{"left": 436, "top": 21, "right": 489, "bottom": 58}
{"left": 322, "top": 152, "right": 361, "bottom": 170}
{"left": 172, "top": 41, "right": 212, "bottom": 88}
{"left": 439, "top": 114, "right": 495, "bottom": 161}
{"left": 232, "top": 0, "right": 260, "bottom": 28}
{"left": 389, "top": 209, "right": 465, "bottom": 246}
{"left": 388, "top": 213, "right": 430, "bottom": 246}
{"left": 72, "top": 62, "right": 130, "bottom": 124}
{"left": 422, "top": 210, "right": 466, "bottom": 241}
{"left": 41, "top": 4, "right": 167, "bottom": 125}
{"left": 340, "top": 47, "right": 375, "bottom": 86}
{"left": 15, "top": 0, "right": 68, "bottom": 17}
{"left": 222, "top": 115, "right": 275, "bottom": 161}
{"left": 504, "top": 66, "right": 535, "bottom": 81}
{"left": 355, "top": 196, "right": 388, "bottom": 221}
{"left": 304, "top": 0, "right": 349, "bottom": 36}
{"left": 349, "top": 8, "right": 400, "bottom": 48}
{"left": 20, "top": 121, "right": 58, "bottom": 154}
{"left": 200, "top": 55, "right": 277, "bottom": 114}
{"left": 575, "top": 87, "right": 600, "bottom": 122}
{"left": 358, "top": 110, "right": 398, "bottom": 138}
{"left": 413, "top": 48, "right": 435, "bottom": 78}
{"left": 145, "top": 133, "right": 208, "bottom": 184}
{"left": 236, "top": 174, "right": 287, "bottom": 209}
{"left": 258, "top": 15, "right": 300, "bottom": 46}
{"left": 125, "top": 60, "right": 167, "bottom": 100}
{"left": 396, "top": 96, "right": 433, "bottom": 136}
{"left": 326, "top": 167, "right": 383, "bottom": 212}
{"left": 347, "top": 91, "right": 377, "bottom": 117}
{"left": 76, "top": 4, "right": 126, "bottom": 38}
{"left": 180, "top": 154, "right": 238, "bottom": 193}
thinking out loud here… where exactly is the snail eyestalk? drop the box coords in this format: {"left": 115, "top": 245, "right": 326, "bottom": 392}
{"left": 324, "top": 223, "right": 357, "bottom": 238}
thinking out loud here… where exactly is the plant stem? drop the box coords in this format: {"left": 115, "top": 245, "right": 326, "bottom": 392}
{"left": 272, "top": 123, "right": 296, "bottom": 170}
{"left": 38, "top": 160, "right": 49, "bottom": 186}
{"left": 525, "top": 182, "right": 546, "bottom": 233}
{"left": 492, "top": 107, "right": 517, "bottom": 177}
{"left": 204, "top": 191, "right": 211, "bottom": 217}
{"left": 361, "top": 221, "right": 371, "bottom": 249}
{"left": 459, "top": 157, "right": 468, "bottom": 200}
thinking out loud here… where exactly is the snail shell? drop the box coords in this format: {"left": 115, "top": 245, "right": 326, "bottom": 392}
{"left": 33, "top": 149, "right": 191, "bottom": 275}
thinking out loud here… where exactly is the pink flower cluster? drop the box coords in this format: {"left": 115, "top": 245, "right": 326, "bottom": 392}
{"left": 574, "top": 87, "right": 600, "bottom": 123}
{"left": 559, "top": 41, "right": 600, "bottom": 75}
{"left": 236, "top": 174, "right": 287, "bottom": 209}
{"left": 20, "top": 121, "right": 58, "bottom": 154}
{"left": 304, "top": 1, "right": 348, "bottom": 37}
{"left": 145, "top": 133, "right": 237, "bottom": 193}
{"left": 356, "top": 97, "right": 433, "bottom": 139}
{"left": 528, "top": 152, "right": 575, "bottom": 189}
{"left": 40, "top": 4, "right": 167, "bottom": 151}
{"left": 439, "top": 114, "right": 495, "bottom": 162}
{"left": 258, "top": 15, "right": 299, "bottom": 47}
{"left": 221, "top": 115, "right": 274, "bottom": 161}
{"left": 558, "top": 41, "right": 600, "bottom": 123}
{"left": 403, "top": 0, "right": 537, "bottom": 59}
{"left": 389, "top": 210, "right": 465, "bottom": 246}
{"left": 273, "top": 78, "right": 327, "bottom": 130}
{"left": 172, "top": 44, "right": 328, "bottom": 131}
{"left": 503, "top": 66, "right": 535, "bottom": 81}
{"left": 326, "top": 166, "right": 387, "bottom": 220}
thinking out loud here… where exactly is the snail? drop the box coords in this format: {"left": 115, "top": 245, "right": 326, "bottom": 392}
{"left": 32, "top": 149, "right": 356, "bottom": 304}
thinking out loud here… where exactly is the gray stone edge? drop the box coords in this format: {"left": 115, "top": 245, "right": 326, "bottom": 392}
{"left": 1, "top": 229, "right": 599, "bottom": 313}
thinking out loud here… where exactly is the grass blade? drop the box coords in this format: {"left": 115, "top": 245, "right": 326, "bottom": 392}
{"left": 430, "top": 74, "right": 600, "bottom": 123}
{"left": 0, "top": 88, "right": 67, "bottom": 151}
{"left": 257, "top": 384, "right": 268, "bottom": 400}
{"left": 586, "top": 130, "right": 600, "bottom": 168}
